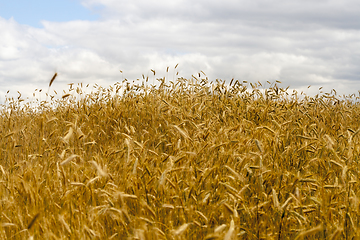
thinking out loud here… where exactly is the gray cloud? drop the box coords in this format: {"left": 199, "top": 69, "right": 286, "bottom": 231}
{"left": 1, "top": 0, "right": 360, "bottom": 102}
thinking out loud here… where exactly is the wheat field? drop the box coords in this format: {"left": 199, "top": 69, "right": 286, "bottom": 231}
{"left": 0, "top": 71, "right": 360, "bottom": 239}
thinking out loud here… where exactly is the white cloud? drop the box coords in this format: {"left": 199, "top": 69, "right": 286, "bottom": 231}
{"left": 1, "top": 0, "right": 360, "bottom": 103}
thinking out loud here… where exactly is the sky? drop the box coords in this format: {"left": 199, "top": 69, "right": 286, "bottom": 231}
{"left": 1, "top": 0, "right": 360, "bottom": 103}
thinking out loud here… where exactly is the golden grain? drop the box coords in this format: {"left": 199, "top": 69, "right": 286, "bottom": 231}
{"left": 223, "top": 219, "right": 235, "bottom": 240}
{"left": 1, "top": 72, "right": 360, "bottom": 239}
{"left": 49, "top": 72, "right": 57, "bottom": 87}
{"left": 294, "top": 224, "right": 323, "bottom": 240}
{"left": 27, "top": 213, "right": 40, "bottom": 230}
{"left": 173, "top": 223, "right": 189, "bottom": 236}
{"left": 90, "top": 160, "right": 108, "bottom": 177}
{"left": 60, "top": 154, "right": 79, "bottom": 166}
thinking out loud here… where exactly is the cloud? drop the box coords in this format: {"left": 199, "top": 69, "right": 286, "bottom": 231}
{"left": 1, "top": 0, "right": 360, "bottom": 103}
{"left": 82, "top": 0, "right": 360, "bottom": 28}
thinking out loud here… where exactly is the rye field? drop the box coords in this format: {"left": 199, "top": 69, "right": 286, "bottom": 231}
{"left": 1, "top": 73, "right": 360, "bottom": 239}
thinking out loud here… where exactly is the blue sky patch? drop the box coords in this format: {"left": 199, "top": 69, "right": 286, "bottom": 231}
{"left": 0, "top": 0, "right": 99, "bottom": 28}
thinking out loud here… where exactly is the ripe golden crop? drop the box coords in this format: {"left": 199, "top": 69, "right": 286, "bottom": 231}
{"left": 0, "top": 72, "right": 360, "bottom": 239}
